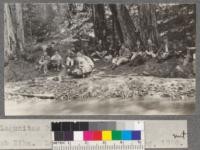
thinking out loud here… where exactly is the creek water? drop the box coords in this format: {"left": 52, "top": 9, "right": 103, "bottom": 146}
{"left": 5, "top": 96, "right": 195, "bottom": 115}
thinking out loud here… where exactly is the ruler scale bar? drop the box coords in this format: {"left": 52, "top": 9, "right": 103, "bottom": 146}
{"left": 52, "top": 145, "right": 144, "bottom": 150}
{"left": 51, "top": 121, "right": 144, "bottom": 150}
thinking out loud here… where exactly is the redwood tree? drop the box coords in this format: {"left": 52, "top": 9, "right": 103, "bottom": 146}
{"left": 4, "top": 3, "right": 17, "bottom": 62}
{"left": 4, "top": 3, "right": 25, "bottom": 61}
{"left": 138, "top": 4, "right": 160, "bottom": 49}
{"left": 110, "top": 4, "right": 139, "bottom": 51}
{"left": 92, "top": 4, "right": 108, "bottom": 50}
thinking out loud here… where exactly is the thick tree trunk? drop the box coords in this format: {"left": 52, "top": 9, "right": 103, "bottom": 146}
{"left": 115, "top": 4, "right": 138, "bottom": 50}
{"left": 109, "top": 4, "right": 124, "bottom": 45}
{"left": 138, "top": 4, "right": 160, "bottom": 49}
{"left": 4, "top": 3, "right": 25, "bottom": 62}
{"left": 4, "top": 3, "right": 17, "bottom": 62}
{"left": 93, "top": 4, "right": 108, "bottom": 50}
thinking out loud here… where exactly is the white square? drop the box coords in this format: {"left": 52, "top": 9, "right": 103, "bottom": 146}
{"left": 116, "top": 122, "right": 125, "bottom": 130}
{"left": 124, "top": 121, "right": 135, "bottom": 130}
{"left": 74, "top": 131, "right": 83, "bottom": 141}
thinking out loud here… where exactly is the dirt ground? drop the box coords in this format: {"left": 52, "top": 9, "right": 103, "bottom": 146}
{"left": 5, "top": 58, "right": 195, "bottom": 100}
{"left": 4, "top": 57, "right": 195, "bottom": 115}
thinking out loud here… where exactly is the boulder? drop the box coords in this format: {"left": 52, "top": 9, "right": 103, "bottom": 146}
{"left": 71, "top": 54, "right": 94, "bottom": 78}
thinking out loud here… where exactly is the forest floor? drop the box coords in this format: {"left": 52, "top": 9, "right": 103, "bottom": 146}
{"left": 4, "top": 58, "right": 195, "bottom": 115}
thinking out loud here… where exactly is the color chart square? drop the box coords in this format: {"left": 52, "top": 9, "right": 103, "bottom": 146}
{"left": 83, "top": 131, "right": 93, "bottom": 141}
{"left": 102, "top": 131, "right": 112, "bottom": 141}
{"left": 74, "top": 131, "right": 83, "bottom": 141}
{"left": 64, "top": 131, "right": 74, "bottom": 141}
{"left": 112, "top": 131, "right": 122, "bottom": 140}
{"left": 93, "top": 131, "right": 102, "bottom": 141}
{"left": 132, "top": 131, "right": 141, "bottom": 140}
{"left": 122, "top": 131, "right": 132, "bottom": 140}
{"left": 54, "top": 131, "right": 64, "bottom": 141}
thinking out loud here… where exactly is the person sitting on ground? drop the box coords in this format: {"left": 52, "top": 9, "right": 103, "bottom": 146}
{"left": 71, "top": 52, "right": 94, "bottom": 78}
{"left": 103, "top": 45, "right": 115, "bottom": 63}
{"left": 157, "top": 37, "right": 176, "bottom": 62}
{"left": 112, "top": 44, "right": 131, "bottom": 70}
{"left": 66, "top": 50, "right": 75, "bottom": 74}
{"left": 145, "top": 38, "right": 157, "bottom": 59}
{"left": 157, "top": 37, "right": 170, "bottom": 61}
{"left": 38, "top": 51, "right": 51, "bottom": 75}
{"left": 129, "top": 40, "right": 146, "bottom": 66}
{"left": 51, "top": 50, "right": 63, "bottom": 71}
{"left": 91, "top": 40, "right": 107, "bottom": 59}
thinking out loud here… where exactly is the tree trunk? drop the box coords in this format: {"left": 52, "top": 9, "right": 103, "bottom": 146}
{"left": 40, "top": 4, "right": 48, "bottom": 21}
{"left": 138, "top": 4, "right": 160, "bottom": 49}
{"left": 109, "top": 4, "right": 124, "bottom": 45}
{"left": 4, "top": 3, "right": 17, "bottom": 62}
{"left": 115, "top": 4, "right": 138, "bottom": 50}
{"left": 15, "top": 3, "right": 25, "bottom": 53}
{"left": 93, "top": 4, "right": 108, "bottom": 50}
{"left": 4, "top": 3, "right": 25, "bottom": 62}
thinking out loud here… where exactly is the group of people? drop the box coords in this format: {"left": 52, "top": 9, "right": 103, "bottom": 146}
{"left": 38, "top": 35, "right": 195, "bottom": 77}
{"left": 38, "top": 50, "right": 62, "bottom": 74}
{"left": 110, "top": 36, "right": 196, "bottom": 78}
{"left": 111, "top": 37, "right": 178, "bottom": 69}
{"left": 38, "top": 47, "right": 94, "bottom": 78}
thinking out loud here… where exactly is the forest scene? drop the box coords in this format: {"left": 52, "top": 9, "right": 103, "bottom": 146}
{"left": 4, "top": 3, "right": 196, "bottom": 115}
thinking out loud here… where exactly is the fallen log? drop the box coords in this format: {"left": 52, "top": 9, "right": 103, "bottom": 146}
{"left": 6, "top": 92, "right": 55, "bottom": 99}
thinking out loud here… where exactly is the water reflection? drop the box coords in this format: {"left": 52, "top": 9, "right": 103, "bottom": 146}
{"left": 5, "top": 96, "right": 195, "bottom": 115}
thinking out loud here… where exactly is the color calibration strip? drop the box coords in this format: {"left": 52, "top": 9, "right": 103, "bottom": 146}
{"left": 51, "top": 121, "right": 144, "bottom": 150}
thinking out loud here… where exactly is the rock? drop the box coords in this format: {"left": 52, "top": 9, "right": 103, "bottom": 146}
{"left": 161, "top": 93, "right": 171, "bottom": 98}
{"left": 178, "top": 86, "right": 183, "bottom": 90}
{"left": 142, "top": 71, "right": 150, "bottom": 76}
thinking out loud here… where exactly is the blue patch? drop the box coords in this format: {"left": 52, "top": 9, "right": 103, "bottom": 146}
{"left": 121, "top": 131, "right": 132, "bottom": 140}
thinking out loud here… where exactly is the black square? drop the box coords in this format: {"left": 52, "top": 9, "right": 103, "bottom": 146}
{"left": 51, "top": 122, "right": 61, "bottom": 131}
{"left": 54, "top": 131, "right": 64, "bottom": 141}
{"left": 80, "top": 122, "right": 89, "bottom": 131}
{"left": 72, "top": 122, "right": 80, "bottom": 131}
{"left": 62, "top": 122, "right": 71, "bottom": 131}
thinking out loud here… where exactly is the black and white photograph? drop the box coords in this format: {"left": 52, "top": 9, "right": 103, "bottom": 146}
{"left": 4, "top": 3, "right": 196, "bottom": 115}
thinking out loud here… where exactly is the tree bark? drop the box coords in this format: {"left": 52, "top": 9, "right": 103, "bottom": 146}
{"left": 15, "top": 3, "right": 25, "bottom": 53}
{"left": 4, "top": 3, "right": 25, "bottom": 62}
{"left": 4, "top": 3, "right": 17, "bottom": 62}
{"left": 115, "top": 4, "right": 138, "bottom": 50}
{"left": 93, "top": 4, "right": 108, "bottom": 50}
{"left": 109, "top": 4, "right": 124, "bottom": 45}
{"left": 138, "top": 4, "right": 160, "bottom": 49}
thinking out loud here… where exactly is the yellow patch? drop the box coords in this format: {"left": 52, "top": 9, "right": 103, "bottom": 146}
{"left": 102, "top": 130, "right": 112, "bottom": 141}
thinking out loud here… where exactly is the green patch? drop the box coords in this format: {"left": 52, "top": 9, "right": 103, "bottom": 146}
{"left": 112, "top": 130, "right": 122, "bottom": 140}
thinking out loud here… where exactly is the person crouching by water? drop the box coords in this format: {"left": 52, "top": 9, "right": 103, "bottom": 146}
{"left": 39, "top": 51, "right": 51, "bottom": 75}
{"left": 71, "top": 52, "right": 94, "bottom": 78}
{"left": 51, "top": 50, "right": 63, "bottom": 71}
{"left": 112, "top": 44, "right": 131, "bottom": 70}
